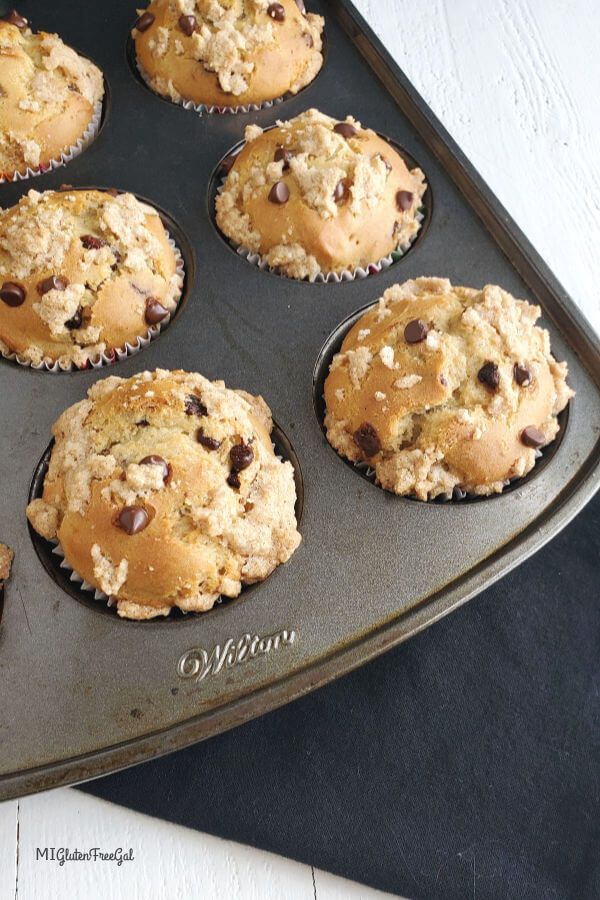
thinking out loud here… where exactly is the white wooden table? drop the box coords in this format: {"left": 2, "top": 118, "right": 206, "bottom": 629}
{"left": 2, "top": 1, "right": 599, "bottom": 896}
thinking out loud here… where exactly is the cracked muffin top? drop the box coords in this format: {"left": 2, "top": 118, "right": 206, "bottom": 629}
{"left": 27, "top": 369, "right": 302, "bottom": 619}
{"left": 0, "top": 14, "right": 103, "bottom": 177}
{"left": 133, "top": 0, "right": 324, "bottom": 107}
{"left": 324, "top": 278, "right": 574, "bottom": 500}
{"left": 215, "top": 109, "right": 427, "bottom": 280}
{"left": 0, "top": 189, "right": 180, "bottom": 368}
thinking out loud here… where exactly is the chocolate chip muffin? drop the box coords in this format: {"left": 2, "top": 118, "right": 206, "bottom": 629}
{"left": 0, "top": 12, "right": 104, "bottom": 178}
{"left": 0, "top": 189, "right": 181, "bottom": 369}
{"left": 0, "top": 542, "right": 13, "bottom": 584}
{"left": 323, "top": 278, "right": 574, "bottom": 500}
{"left": 215, "top": 109, "right": 427, "bottom": 280}
{"left": 132, "top": 0, "right": 324, "bottom": 108}
{"left": 26, "top": 370, "right": 302, "bottom": 619}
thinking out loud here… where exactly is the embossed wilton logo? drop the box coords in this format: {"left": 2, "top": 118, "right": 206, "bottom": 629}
{"left": 177, "top": 629, "right": 296, "bottom": 683}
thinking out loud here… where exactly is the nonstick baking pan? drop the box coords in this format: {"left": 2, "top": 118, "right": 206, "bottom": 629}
{"left": 1, "top": 0, "right": 599, "bottom": 800}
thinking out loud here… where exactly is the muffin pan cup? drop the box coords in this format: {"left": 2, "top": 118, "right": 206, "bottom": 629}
{"left": 1, "top": 0, "right": 600, "bottom": 800}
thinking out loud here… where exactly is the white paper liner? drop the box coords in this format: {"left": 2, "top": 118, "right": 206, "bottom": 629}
{"left": 216, "top": 163, "right": 425, "bottom": 282}
{"left": 1, "top": 230, "right": 185, "bottom": 373}
{"left": 136, "top": 57, "right": 285, "bottom": 116}
{"left": 51, "top": 541, "right": 111, "bottom": 605}
{"left": 0, "top": 99, "right": 103, "bottom": 184}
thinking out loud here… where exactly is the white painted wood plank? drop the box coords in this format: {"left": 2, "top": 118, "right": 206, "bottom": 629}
{"left": 315, "top": 866, "right": 406, "bottom": 899}
{"left": 16, "top": 788, "right": 316, "bottom": 900}
{"left": 0, "top": 799, "right": 17, "bottom": 899}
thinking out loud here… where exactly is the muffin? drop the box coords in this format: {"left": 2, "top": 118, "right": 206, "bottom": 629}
{"left": 0, "top": 543, "right": 13, "bottom": 584}
{"left": 132, "top": 0, "right": 324, "bottom": 108}
{"left": 215, "top": 109, "right": 427, "bottom": 280}
{"left": 27, "top": 369, "right": 302, "bottom": 619}
{"left": 323, "top": 278, "right": 574, "bottom": 500}
{"left": 0, "top": 12, "right": 104, "bottom": 179}
{"left": 0, "top": 188, "right": 181, "bottom": 369}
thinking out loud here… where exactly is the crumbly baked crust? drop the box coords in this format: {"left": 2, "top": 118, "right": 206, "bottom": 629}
{"left": 26, "top": 370, "right": 301, "bottom": 619}
{"left": 133, "top": 0, "right": 323, "bottom": 106}
{"left": 324, "top": 278, "right": 574, "bottom": 499}
{"left": 0, "top": 21, "right": 103, "bottom": 176}
{"left": 0, "top": 189, "right": 180, "bottom": 367}
{"left": 215, "top": 109, "right": 427, "bottom": 279}
{"left": 0, "top": 543, "right": 13, "bottom": 582}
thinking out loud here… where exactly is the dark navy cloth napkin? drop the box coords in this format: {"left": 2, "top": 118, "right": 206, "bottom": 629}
{"left": 81, "top": 493, "right": 600, "bottom": 899}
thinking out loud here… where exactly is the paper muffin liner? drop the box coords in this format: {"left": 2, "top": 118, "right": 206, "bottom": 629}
{"left": 51, "top": 541, "right": 113, "bottom": 606}
{"left": 1, "top": 231, "right": 185, "bottom": 373}
{"left": 136, "top": 57, "right": 285, "bottom": 116}
{"left": 215, "top": 167, "right": 425, "bottom": 283}
{"left": 0, "top": 99, "right": 103, "bottom": 185}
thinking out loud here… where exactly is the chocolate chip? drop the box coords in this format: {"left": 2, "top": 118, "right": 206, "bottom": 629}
{"left": 116, "top": 506, "right": 149, "bottom": 535}
{"left": 334, "top": 122, "right": 357, "bottom": 139}
{"left": 353, "top": 423, "right": 381, "bottom": 457}
{"left": 227, "top": 471, "right": 241, "bottom": 489}
{"left": 520, "top": 426, "right": 545, "bottom": 448}
{"left": 178, "top": 13, "right": 196, "bottom": 35}
{"left": 303, "top": 32, "right": 314, "bottom": 48}
{"left": 134, "top": 11, "right": 155, "bottom": 32}
{"left": 439, "top": 374, "right": 448, "bottom": 386}
{"left": 477, "top": 361, "right": 500, "bottom": 391}
{"left": 65, "top": 309, "right": 82, "bottom": 330}
{"left": 140, "top": 454, "right": 170, "bottom": 483}
{"left": 197, "top": 429, "right": 221, "bottom": 451}
{"left": 268, "top": 181, "right": 289, "bottom": 204}
{"left": 3, "top": 9, "right": 28, "bottom": 29}
{"left": 274, "top": 146, "right": 292, "bottom": 171}
{"left": 230, "top": 442, "right": 254, "bottom": 471}
{"left": 185, "top": 395, "right": 208, "bottom": 417}
{"left": 267, "top": 3, "right": 285, "bottom": 21}
{"left": 105, "top": 188, "right": 120, "bottom": 197}
{"left": 136, "top": 419, "right": 150, "bottom": 428}
{"left": 0, "top": 281, "right": 26, "bottom": 307}
{"left": 37, "top": 275, "right": 68, "bottom": 296}
{"left": 220, "top": 154, "right": 236, "bottom": 176}
{"left": 80, "top": 234, "right": 107, "bottom": 250}
{"left": 333, "top": 179, "right": 350, "bottom": 205}
{"left": 295, "top": 0, "right": 306, "bottom": 12}
{"left": 396, "top": 190, "right": 413, "bottom": 211}
{"left": 513, "top": 363, "right": 532, "bottom": 387}
{"left": 144, "top": 297, "right": 169, "bottom": 326}
{"left": 376, "top": 153, "right": 393, "bottom": 174}
{"left": 404, "top": 319, "right": 428, "bottom": 344}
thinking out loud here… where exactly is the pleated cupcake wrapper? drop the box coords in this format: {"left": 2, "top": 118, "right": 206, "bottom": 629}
{"left": 0, "top": 99, "right": 103, "bottom": 185}
{"left": 216, "top": 172, "right": 424, "bottom": 282}
{"left": 51, "top": 541, "right": 112, "bottom": 606}
{"left": 1, "top": 231, "right": 185, "bottom": 372}
{"left": 352, "top": 450, "right": 542, "bottom": 503}
{"left": 136, "top": 58, "right": 285, "bottom": 116}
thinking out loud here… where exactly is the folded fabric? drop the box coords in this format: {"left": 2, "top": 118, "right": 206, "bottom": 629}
{"left": 81, "top": 492, "right": 600, "bottom": 899}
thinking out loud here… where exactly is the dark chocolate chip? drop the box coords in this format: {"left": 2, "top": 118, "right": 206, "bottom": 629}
{"left": 80, "top": 234, "right": 107, "bottom": 250}
{"left": 333, "top": 179, "right": 350, "bottom": 204}
{"left": 268, "top": 181, "right": 290, "bottom": 204}
{"left": 404, "top": 318, "right": 429, "bottom": 344}
{"left": 295, "top": 0, "right": 306, "bottom": 12}
{"left": 197, "top": 429, "right": 222, "bottom": 451}
{"left": 439, "top": 374, "right": 448, "bottom": 386}
{"left": 227, "top": 471, "right": 241, "bottom": 489}
{"left": 267, "top": 3, "right": 285, "bottom": 21}
{"left": 220, "top": 154, "right": 236, "bottom": 176}
{"left": 136, "top": 419, "right": 150, "bottom": 428}
{"left": 396, "top": 190, "right": 414, "bottom": 211}
{"left": 116, "top": 506, "right": 149, "bottom": 535}
{"left": 144, "top": 297, "right": 169, "bottom": 326}
{"left": 477, "top": 361, "right": 500, "bottom": 391}
{"left": 230, "top": 442, "right": 254, "bottom": 471}
{"left": 353, "top": 422, "right": 381, "bottom": 457}
{"left": 178, "top": 13, "right": 197, "bottom": 35}
{"left": 274, "top": 146, "right": 292, "bottom": 171}
{"left": 513, "top": 363, "right": 532, "bottom": 387}
{"left": 37, "top": 275, "right": 68, "bottom": 296}
{"left": 3, "top": 9, "right": 28, "bottom": 28}
{"left": 0, "top": 281, "right": 26, "bottom": 307}
{"left": 140, "top": 454, "right": 170, "bottom": 483}
{"left": 64, "top": 309, "right": 82, "bottom": 330}
{"left": 520, "top": 426, "right": 545, "bottom": 448}
{"left": 134, "top": 11, "right": 155, "bottom": 32}
{"left": 333, "top": 122, "right": 357, "bottom": 139}
{"left": 303, "top": 32, "right": 313, "bottom": 48}
{"left": 185, "top": 395, "right": 208, "bottom": 417}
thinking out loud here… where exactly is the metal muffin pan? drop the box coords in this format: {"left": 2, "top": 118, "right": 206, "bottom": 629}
{"left": 0, "top": 0, "right": 599, "bottom": 800}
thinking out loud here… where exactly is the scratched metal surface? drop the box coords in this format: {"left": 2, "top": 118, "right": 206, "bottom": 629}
{"left": 0, "top": 0, "right": 599, "bottom": 800}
